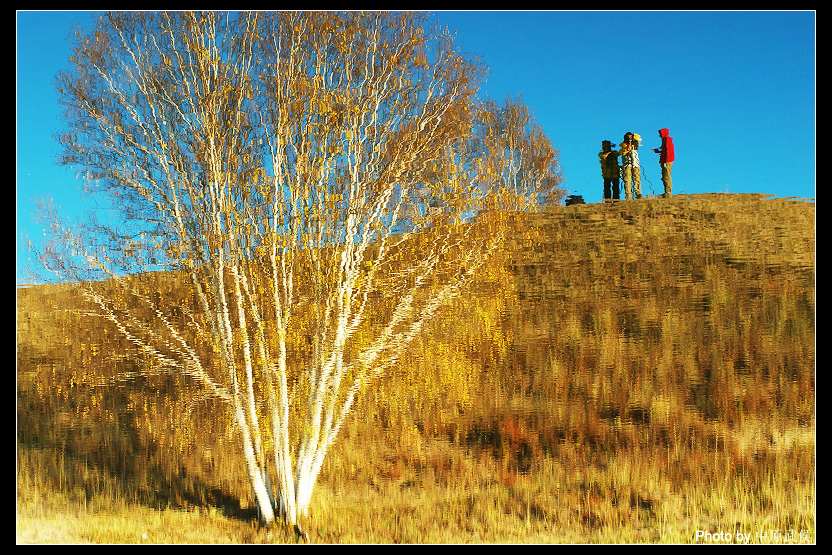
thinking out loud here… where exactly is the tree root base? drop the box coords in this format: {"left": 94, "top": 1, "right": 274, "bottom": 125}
{"left": 293, "top": 523, "right": 309, "bottom": 543}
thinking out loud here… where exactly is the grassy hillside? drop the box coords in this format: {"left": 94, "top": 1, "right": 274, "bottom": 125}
{"left": 17, "top": 193, "right": 815, "bottom": 543}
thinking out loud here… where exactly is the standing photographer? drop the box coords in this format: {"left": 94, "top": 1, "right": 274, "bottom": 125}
{"left": 599, "top": 140, "right": 620, "bottom": 200}
{"left": 620, "top": 132, "right": 642, "bottom": 200}
{"left": 653, "top": 128, "right": 675, "bottom": 197}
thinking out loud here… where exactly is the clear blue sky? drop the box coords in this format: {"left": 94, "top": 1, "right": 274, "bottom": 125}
{"left": 17, "top": 11, "right": 815, "bottom": 283}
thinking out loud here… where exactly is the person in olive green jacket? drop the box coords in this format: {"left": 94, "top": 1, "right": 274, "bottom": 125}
{"left": 599, "top": 140, "right": 620, "bottom": 200}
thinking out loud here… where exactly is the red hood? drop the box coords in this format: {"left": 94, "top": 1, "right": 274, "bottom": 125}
{"left": 657, "top": 128, "right": 674, "bottom": 163}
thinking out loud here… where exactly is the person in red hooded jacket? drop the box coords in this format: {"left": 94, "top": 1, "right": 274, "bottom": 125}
{"left": 653, "top": 128, "right": 675, "bottom": 197}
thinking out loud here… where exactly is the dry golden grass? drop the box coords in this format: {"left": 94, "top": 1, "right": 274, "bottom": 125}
{"left": 17, "top": 193, "right": 815, "bottom": 543}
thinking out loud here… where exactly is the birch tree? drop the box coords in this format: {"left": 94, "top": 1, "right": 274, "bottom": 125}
{"left": 474, "top": 98, "right": 562, "bottom": 208}
{"left": 44, "top": 11, "right": 563, "bottom": 533}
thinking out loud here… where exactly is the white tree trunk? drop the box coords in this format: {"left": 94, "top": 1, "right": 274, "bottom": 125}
{"left": 295, "top": 470, "right": 315, "bottom": 519}
{"left": 250, "top": 464, "right": 276, "bottom": 524}
{"left": 235, "top": 403, "right": 276, "bottom": 524}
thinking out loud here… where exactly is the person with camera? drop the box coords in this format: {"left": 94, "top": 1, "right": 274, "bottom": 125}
{"left": 653, "top": 128, "right": 675, "bottom": 197}
{"left": 620, "top": 132, "right": 642, "bottom": 200}
{"left": 598, "top": 140, "right": 620, "bottom": 201}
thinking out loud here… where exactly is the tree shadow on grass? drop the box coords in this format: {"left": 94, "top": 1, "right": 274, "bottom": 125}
{"left": 17, "top": 374, "right": 259, "bottom": 523}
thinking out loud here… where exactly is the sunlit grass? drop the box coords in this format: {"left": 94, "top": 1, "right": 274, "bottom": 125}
{"left": 17, "top": 193, "right": 814, "bottom": 543}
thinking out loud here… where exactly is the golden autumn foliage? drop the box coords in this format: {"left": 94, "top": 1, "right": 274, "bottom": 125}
{"left": 40, "top": 10, "right": 566, "bottom": 531}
